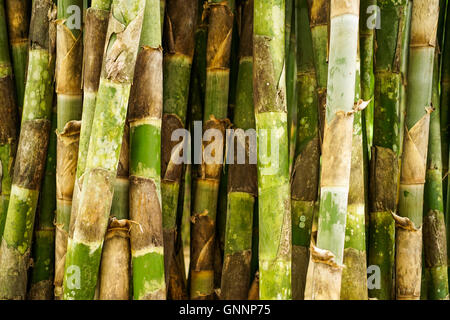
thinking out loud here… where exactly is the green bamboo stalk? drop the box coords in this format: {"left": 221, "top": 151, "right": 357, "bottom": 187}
{"left": 62, "top": 0, "right": 146, "bottom": 300}
{"left": 308, "top": 0, "right": 359, "bottom": 300}
{"left": 161, "top": 0, "right": 198, "bottom": 300}
{"left": 55, "top": 0, "right": 112, "bottom": 300}
{"left": 0, "top": 0, "right": 18, "bottom": 242}
{"left": 291, "top": 0, "right": 319, "bottom": 301}
{"left": 286, "top": 0, "right": 297, "bottom": 173}
{"left": 441, "top": 1, "right": 449, "bottom": 209}
{"left": 0, "top": 0, "right": 56, "bottom": 300}
{"left": 307, "top": 0, "right": 329, "bottom": 141}
{"left": 396, "top": 0, "right": 440, "bottom": 300}
{"left": 54, "top": 0, "right": 84, "bottom": 300}
{"left": 340, "top": 54, "right": 368, "bottom": 300}
{"left": 128, "top": 0, "right": 166, "bottom": 300}
{"left": 28, "top": 102, "right": 56, "bottom": 300}
{"left": 360, "top": 0, "right": 375, "bottom": 157}
{"left": 98, "top": 127, "right": 130, "bottom": 300}
{"left": 423, "top": 49, "right": 449, "bottom": 300}
{"left": 4, "top": 0, "right": 28, "bottom": 119}
{"left": 189, "top": 0, "right": 235, "bottom": 300}
{"left": 369, "top": 0, "right": 411, "bottom": 300}
{"left": 220, "top": 0, "right": 256, "bottom": 300}
{"left": 254, "top": 0, "right": 291, "bottom": 300}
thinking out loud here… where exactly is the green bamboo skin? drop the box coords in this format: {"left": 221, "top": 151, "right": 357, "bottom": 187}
{"left": 369, "top": 0, "right": 411, "bottom": 300}
{"left": 0, "top": 0, "right": 18, "bottom": 241}
{"left": 286, "top": 0, "right": 297, "bottom": 173}
{"left": 441, "top": 2, "right": 450, "bottom": 211}
{"left": 161, "top": 0, "right": 198, "bottom": 299}
{"left": 28, "top": 104, "right": 56, "bottom": 300}
{"left": 422, "top": 52, "right": 449, "bottom": 300}
{"left": 56, "top": 0, "right": 112, "bottom": 300}
{"left": 99, "top": 129, "right": 130, "bottom": 300}
{"left": 63, "top": 0, "right": 146, "bottom": 300}
{"left": 396, "top": 0, "right": 439, "bottom": 300}
{"left": 254, "top": 0, "right": 291, "bottom": 300}
{"left": 54, "top": 0, "right": 84, "bottom": 300}
{"left": 220, "top": 0, "right": 256, "bottom": 300}
{"left": 0, "top": 0, "right": 56, "bottom": 300}
{"left": 360, "top": 0, "right": 375, "bottom": 155}
{"left": 128, "top": 0, "right": 166, "bottom": 301}
{"left": 290, "top": 0, "right": 319, "bottom": 301}
{"left": 190, "top": 0, "right": 234, "bottom": 300}
{"left": 307, "top": 0, "right": 329, "bottom": 141}
{"left": 308, "top": 0, "right": 359, "bottom": 300}
{"left": 5, "top": 0, "right": 29, "bottom": 119}
{"left": 341, "top": 61, "right": 368, "bottom": 300}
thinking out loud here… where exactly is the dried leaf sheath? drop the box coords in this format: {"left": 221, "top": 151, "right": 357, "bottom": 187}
{"left": 63, "top": 0, "right": 146, "bottom": 300}
{"left": 0, "top": 0, "right": 56, "bottom": 300}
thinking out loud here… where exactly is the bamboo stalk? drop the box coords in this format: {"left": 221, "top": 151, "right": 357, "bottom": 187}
{"left": 0, "top": 0, "right": 56, "bottom": 300}
{"left": 291, "top": 0, "right": 319, "bottom": 300}
{"left": 220, "top": 0, "right": 256, "bottom": 300}
{"left": 4, "top": 0, "right": 28, "bottom": 118}
{"left": 423, "top": 49, "right": 449, "bottom": 300}
{"left": 369, "top": 0, "right": 411, "bottom": 300}
{"left": 340, "top": 55, "right": 368, "bottom": 300}
{"left": 254, "top": 0, "right": 292, "bottom": 300}
{"left": 189, "top": 0, "right": 235, "bottom": 300}
{"left": 98, "top": 127, "right": 130, "bottom": 300}
{"left": 55, "top": 0, "right": 112, "bottom": 300}
{"left": 128, "top": 0, "right": 166, "bottom": 300}
{"left": 441, "top": 1, "right": 449, "bottom": 209}
{"left": 286, "top": 0, "right": 297, "bottom": 173}
{"left": 161, "top": 0, "right": 198, "bottom": 299}
{"left": 62, "top": 0, "right": 146, "bottom": 300}
{"left": 308, "top": 0, "right": 359, "bottom": 300}
{"left": 396, "top": 0, "right": 439, "bottom": 300}
{"left": 0, "top": 0, "right": 18, "bottom": 242}
{"left": 28, "top": 102, "right": 56, "bottom": 300}
{"left": 307, "top": 0, "right": 329, "bottom": 142}
{"left": 54, "top": 0, "right": 84, "bottom": 300}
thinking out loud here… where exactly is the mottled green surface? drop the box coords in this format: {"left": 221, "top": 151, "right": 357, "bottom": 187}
{"left": 292, "top": 200, "right": 314, "bottom": 248}
{"left": 132, "top": 250, "right": 165, "bottom": 300}
{"left": 111, "top": 178, "right": 129, "bottom": 220}
{"left": 77, "top": 92, "right": 97, "bottom": 179}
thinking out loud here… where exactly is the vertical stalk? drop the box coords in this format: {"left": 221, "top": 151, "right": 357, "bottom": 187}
{"left": 98, "top": 127, "right": 130, "bottom": 300}
{"left": 56, "top": 0, "right": 112, "bottom": 300}
{"left": 423, "top": 49, "right": 449, "bottom": 300}
{"left": 359, "top": 0, "right": 375, "bottom": 156}
{"left": 307, "top": 0, "right": 329, "bottom": 141}
{"left": 189, "top": 0, "right": 234, "bottom": 300}
{"left": 4, "top": 0, "right": 29, "bottom": 118}
{"left": 220, "top": 0, "right": 256, "bottom": 300}
{"left": 254, "top": 0, "right": 292, "bottom": 300}
{"left": 340, "top": 55, "right": 368, "bottom": 300}
{"left": 396, "top": 0, "right": 439, "bottom": 300}
{"left": 63, "top": 0, "right": 146, "bottom": 300}
{"left": 0, "top": 0, "right": 56, "bottom": 300}
{"left": 161, "top": 0, "right": 198, "bottom": 299}
{"left": 309, "top": 0, "right": 359, "bottom": 300}
{"left": 369, "top": 0, "right": 411, "bottom": 300}
{"left": 441, "top": 1, "right": 449, "bottom": 208}
{"left": 54, "top": 0, "right": 83, "bottom": 300}
{"left": 291, "top": 0, "right": 320, "bottom": 301}
{"left": 28, "top": 103, "right": 57, "bottom": 300}
{"left": 0, "top": 0, "right": 18, "bottom": 241}
{"left": 286, "top": 0, "right": 297, "bottom": 172}
{"left": 128, "top": 0, "right": 165, "bottom": 300}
